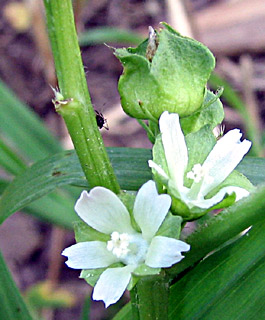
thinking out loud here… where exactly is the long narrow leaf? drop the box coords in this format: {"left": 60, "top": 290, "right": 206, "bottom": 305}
{"left": 0, "top": 148, "right": 151, "bottom": 224}
{"left": 79, "top": 27, "right": 143, "bottom": 46}
{"left": 169, "top": 183, "right": 265, "bottom": 276}
{"left": 0, "top": 139, "right": 27, "bottom": 175}
{"left": 169, "top": 220, "right": 265, "bottom": 320}
{"left": 25, "top": 189, "right": 78, "bottom": 229}
{"left": 114, "top": 220, "right": 265, "bottom": 320}
{"left": 0, "top": 79, "right": 79, "bottom": 228}
{"left": 0, "top": 251, "right": 33, "bottom": 320}
{"left": 1, "top": 148, "right": 265, "bottom": 226}
{"left": 0, "top": 80, "right": 62, "bottom": 162}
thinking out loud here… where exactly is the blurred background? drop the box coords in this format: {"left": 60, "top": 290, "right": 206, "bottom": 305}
{"left": 0, "top": 0, "right": 265, "bottom": 319}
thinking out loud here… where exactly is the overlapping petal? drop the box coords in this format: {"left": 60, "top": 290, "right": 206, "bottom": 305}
{"left": 189, "top": 186, "right": 250, "bottom": 209}
{"left": 159, "top": 111, "right": 188, "bottom": 190}
{"left": 199, "top": 138, "right": 252, "bottom": 196}
{"left": 75, "top": 188, "right": 134, "bottom": 235}
{"left": 93, "top": 265, "right": 135, "bottom": 307}
{"left": 62, "top": 241, "right": 118, "bottom": 269}
{"left": 133, "top": 180, "right": 171, "bottom": 241}
{"left": 148, "top": 160, "right": 169, "bottom": 182}
{"left": 145, "top": 236, "right": 190, "bottom": 268}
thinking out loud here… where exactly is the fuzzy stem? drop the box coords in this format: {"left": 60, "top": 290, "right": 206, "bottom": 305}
{"left": 43, "top": 0, "right": 120, "bottom": 193}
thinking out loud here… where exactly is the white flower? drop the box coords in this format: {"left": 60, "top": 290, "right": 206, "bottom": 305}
{"left": 62, "top": 180, "right": 190, "bottom": 307}
{"left": 149, "top": 111, "right": 252, "bottom": 210}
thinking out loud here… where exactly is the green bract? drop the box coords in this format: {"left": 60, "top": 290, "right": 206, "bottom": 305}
{"left": 114, "top": 23, "right": 215, "bottom": 120}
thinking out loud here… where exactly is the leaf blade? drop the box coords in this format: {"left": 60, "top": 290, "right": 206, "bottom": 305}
{"left": 0, "top": 251, "right": 33, "bottom": 320}
{"left": 0, "top": 148, "right": 151, "bottom": 225}
{"left": 169, "top": 220, "right": 265, "bottom": 320}
{"left": 1, "top": 148, "right": 265, "bottom": 226}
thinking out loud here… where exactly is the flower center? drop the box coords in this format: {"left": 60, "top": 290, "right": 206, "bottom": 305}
{"left": 107, "top": 231, "right": 148, "bottom": 265}
{"left": 187, "top": 163, "right": 213, "bottom": 184}
{"left": 107, "top": 232, "right": 130, "bottom": 258}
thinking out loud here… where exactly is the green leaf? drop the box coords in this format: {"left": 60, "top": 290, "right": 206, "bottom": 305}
{"left": 113, "top": 303, "right": 132, "bottom": 320}
{"left": 80, "top": 263, "right": 123, "bottom": 287}
{"left": 113, "top": 220, "right": 265, "bottom": 320}
{"left": 79, "top": 27, "right": 143, "bottom": 46}
{"left": 0, "top": 179, "right": 8, "bottom": 194}
{"left": 156, "top": 212, "right": 182, "bottom": 239}
{"left": 80, "top": 268, "right": 106, "bottom": 287}
{"left": 1, "top": 148, "right": 265, "bottom": 226}
{"left": 74, "top": 220, "right": 109, "bottom": 242}
{"left": 169, "top": 220, "right": 265, "bottom": 319}
{"left": 169, "top": 184, "right": 265, "bottom": 276}
{"left": 132, "top": 264, "right": 160, "bottom": 277}
{"left": 0, "top": 251, "right": 33, "bottom": 320}
{"left": 208, "top": 169, "right": 254, "bottom": 198}
{"left": 0, "top": 148, "right": 151, "bottom": 225}
{"left": 151, "top": 134, "right": 169, "bottom": 191}
{"left": 0, "top": 139, "right": 27, "bottom": 175}
{"left": 184, "top": 125, "right": 216, "bottom": 187}
{"left": 0, "top": 80, "right": 62, "bottom": 162}
{"left": 0, "top": 80, "right": 80, "bottom": 229}
{"left": 180, "top": 90, "right": 224, "bottom": 135}
{"left": 236, "top": 157, "right": 265, "bottom": 186}
{"left": 79, "top": 295, "right": 91, "bottom": 320}
{"left": 115, "top": 24, "right": 215, "bottom": 119}
{"left": 25, "top": 189, "right": 78, "bottom": 229}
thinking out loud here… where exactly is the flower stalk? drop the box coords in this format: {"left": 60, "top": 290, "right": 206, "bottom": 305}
{"left": 43, "top": 0, "right": 120, "bottom": 193}
{"left": 130, "top": 273, "right": 169, "bottom": 320}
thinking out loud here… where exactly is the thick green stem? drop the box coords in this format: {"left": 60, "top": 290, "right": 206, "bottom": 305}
{"left": 130, "top": 273, "right": 169, "bottom": 320}
{"left": 43, "top": 0, "right": 120, "bottom": 193}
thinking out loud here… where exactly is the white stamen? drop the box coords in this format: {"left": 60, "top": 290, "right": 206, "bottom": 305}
{"left": 187, "top": 164, "right": 213, "bottom": 184}
{"left": 107, "top": 232, "right": 130, "bottom": 258}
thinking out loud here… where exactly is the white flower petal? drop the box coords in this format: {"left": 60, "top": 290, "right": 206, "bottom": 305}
{"left": 145, "top": 236, "right": 190, "bottom": 268}
{"left": 93, "top": 265, "right": 135, "bottom": 307}
{"left": 189, "top": 186, "right": 250, "bottom": 209}
{"left": 199, "top": 130, "right": 251, "bottom": 196}
{"left": 75, "top": 188, "right": 134, "bottom": 234}
{"left": 148, "top": 160, "right": 169, "bottom": 181}
{"left": 133, "top": 181, "right": 171, "bottom": 241}
{"left": 62, "top": 241, "right": 118, "bottom": 269}
{"left": 159, "top": 111, "right": 188, "bottom": 190}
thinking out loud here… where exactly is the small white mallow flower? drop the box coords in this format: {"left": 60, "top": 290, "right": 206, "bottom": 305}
{"left": 149, "top": 111, "right": 252, "bottom": 210}
{"left": 62, "top": 180, "right": 190, "bottom": 307}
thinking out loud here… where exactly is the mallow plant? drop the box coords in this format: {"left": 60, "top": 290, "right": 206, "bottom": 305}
{"left": 1, "top": 1, "right": 264, "bottom": 319}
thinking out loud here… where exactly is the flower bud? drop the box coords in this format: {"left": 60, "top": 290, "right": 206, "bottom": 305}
{"left": 114, "top": 23, "right": 215, "bottom": 120}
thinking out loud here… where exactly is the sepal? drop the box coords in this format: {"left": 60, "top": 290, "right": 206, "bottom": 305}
{"left": 74, "top": 221, "right": 109, "bottom": 242}
{"left": 80, "top": 262, "right": 123, "bottom": 287}
{"left": 156, "top": 212, "right": 182, "bottom": 239}
{"left": 180, "top": 90, "right": 225, "bottom": 135}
